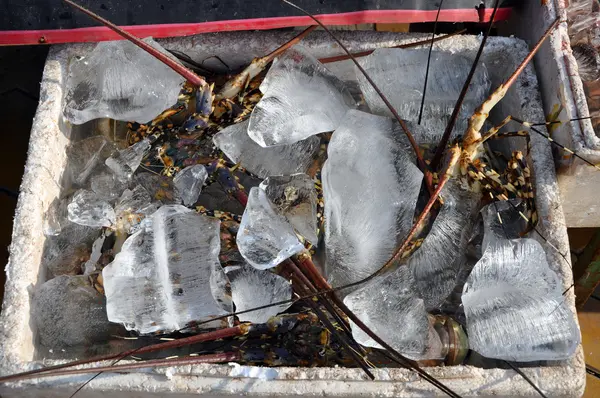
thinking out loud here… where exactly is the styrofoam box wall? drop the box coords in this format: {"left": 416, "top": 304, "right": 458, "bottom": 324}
{"left": 0, "top": 31, "right": 586, "bottom": 397}
{"left": 503, "top": 0, "right": 600, "bottom": 227}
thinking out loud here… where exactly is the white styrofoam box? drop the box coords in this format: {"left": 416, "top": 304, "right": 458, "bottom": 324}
{"left": 0, "top": 31, "right": 585, "bottom": 397}
{"left": 504, "top": 1, "right": 600, "bottom": 227}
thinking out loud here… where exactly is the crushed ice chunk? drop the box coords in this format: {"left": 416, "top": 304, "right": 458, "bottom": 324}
{"left": 44, "top": 197, "right": 69, "bottom": 236}
{"left": 344, "top": 267, "right": 443, "bottom": 360}
{"left": 33, "top": 275, "right": 120, "bottom": 349}
{"left": 259, "top": 174, "right": 318, "bottom": 245}
{"left": 174, "top": 165, "right": 208, "bottom": 206}
{"left": 323, "top": 110, "right": 423, "bottom": 288}
{"left": 102, "top": 205, "right": 232, "bottom": 334}
{"left": 67, "top": 136, "right": 117, "bottom": 186}
{"left": 248, "top": 46, "right": 356, "bottom": 146}
{"left": 134, "top": 172, "right": 181, "bottom": 204}
{"left": 91, "top": 170, "right": 128, "bottom": 202}
{"left": 64, "top": 38, "right": 185, "bottom": 125}
{"left": 44, "top": 222, "right": 101, "bottom": 278}
{"left": 357, "top": 48, "right": 490, "bottom": 139}
{"left": 237, "top": 187, "right": 304, "bottom": 270}
{"left": 105, "top": 139, "right": 150, "bottom": 182}
{"left": 83, "top": 233, "right": 106, "bottom": 275}
{"left": 408, "top": 181, "right": 479, "bottom": 310}
{"left": 229, "top": 265, "right": 293, "bottom": 323}
{"left": 213, "top": 119, "right": 320, "bottom": 179}
{"left": 67, "top": 189, "right": 116, "bottom": 228}
{"left": 461, "top": 202, "right": 580, "bottom": 361}
{"left": 114, "top": 185, "right": 160, "bottom": 233}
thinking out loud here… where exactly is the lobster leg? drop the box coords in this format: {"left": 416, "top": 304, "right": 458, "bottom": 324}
{"left": 215, "top": 25, "right": 317, "bottom": 100}
{"left": 488, "top": 130, "right": 531, "bottom": 155}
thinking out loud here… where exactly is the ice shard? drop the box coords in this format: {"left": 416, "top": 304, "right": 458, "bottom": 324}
{"left": 67, "top": 189, "right": 116, "bottom": 228}
{"left": 248, "top": 46, "right": 356, "bottom": 147}
{"left": 259, "top": 174, "right": 318, "bottom": 245}
{"left": 44, "top": 221, "right": 101, "bottom": 278}
{"left": 173, "top": 165, "right": 208, "bottom": 206}
{"left": 83, "top": 233, "right": 106, "bottom": 275}
{"left": 63, "top": 38, "right": 185, "bottom": 125}
{"left": 67, "top": 136, "right": 117, "bottom": 186}
{"left": 357, "top": 48, "right": 490, "bottom": 139}
{"left": 237, "top": 187, "right": 304, "bottom": 270}
{"left": 344, "top": 267, "right": 443, "bottom": 360}
{"left": 91, "top": 170, "right": 128, "bottom": 202}
{"left": 462, "top": 202, "right": 580, "bottom": 361}
{"left": 44, "top": 197, "right": 70, "bottom": 236}
{"left": 229, "top": 265, "right": 293, "bottom": 323}
{"left": 322, "top": 110, "right": 423, "bottom": 288}
{"left": 213, "top": 119, "right": 320, "bottom": 179}
{"left": 102, "top": 205, "right": 232, "bottom": 334}
{"left": 134, "top": 172, "right": 181, "bottom": 204}
{"left": 105, "top": 139, "right": 150, "bottom": 182}
{"left": 114, "top": 185, "right": 160, "bottom": 234}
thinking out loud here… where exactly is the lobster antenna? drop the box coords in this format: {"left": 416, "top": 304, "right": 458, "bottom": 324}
{"left": 430, "top": 0, "right": 500, "bottom": 170}
{"left": 418, "top": 0, "right": 445, "bottom": 125}
{"left": 318, "top": 28, "right": 467, "bottom": 64}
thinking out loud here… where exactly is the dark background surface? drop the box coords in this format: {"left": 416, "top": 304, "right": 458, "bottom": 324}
{"left": 0, "top": 45, "right": 49, "bottom": 301}
{"left": 2, "top": 0, "right": 516, "bottom": 31}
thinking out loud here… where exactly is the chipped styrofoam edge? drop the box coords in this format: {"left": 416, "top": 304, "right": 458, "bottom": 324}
{"left": 228, "top": 363, "right": 279, "bottom": 380}
{"left": 553, "top": 0, "right": 600, "bottom": 156}
{"left": 0, "top": 32, "right": 585, "bottom": 397}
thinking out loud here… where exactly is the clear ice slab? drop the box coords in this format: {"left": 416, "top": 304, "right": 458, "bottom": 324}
{"left": 357, "top": 48, "right": 490, "bottom": 139}
{"left": 67, "top": 189, "right": 116, "bottom": 228}
{"left": 213, "top": 119, "right": 320, "bottom": 179}
{"left": 408, "top": 181, "right": 479, "bottom": 310}
{"left": 102, "top": 205, "right": 232, "bottom": 334}
{"left": 237, "top": 187, "right": 304, "bottom": 270}
{"left": 228, "top": 265, "right": 293, "bottom": 323}
{"left": 248, "top": 46, "right": 356, "bottom": 147}
{"left": 344, "top": 267, "right": 443, "bottom": 360}
{"left": 63, "top": 38, "right": 185, "bottom": 125}
{"left": 259, "top": 174, "right": 318, "bottom": 245}
{"left": 461, "top": 201, "right": 580, "bottom": 361}
{"left": 322, "top": 110, "right": 423, "bottom": 289}
{"left": 174, "top": 165, "right": 208, "bottom": 207}
{"left": 105, "top": 139, "right": 150, "bottom": 182}
{"left": 67, "top": 136, "right": 117, "bottom": 186}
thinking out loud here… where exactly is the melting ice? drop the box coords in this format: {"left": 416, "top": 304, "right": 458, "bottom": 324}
{"left": 248, "top": 46, "right": 355, "bottom": 147}
{"left": 64, "top": 38, "right": 185, "bottom": 125}
{"left": 102, "top": 205, "right": 232, "bottom": 334}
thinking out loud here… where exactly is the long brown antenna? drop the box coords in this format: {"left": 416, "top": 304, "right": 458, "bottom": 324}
{"left": 430, "top": 0, "right": 500, "bottom": 170}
